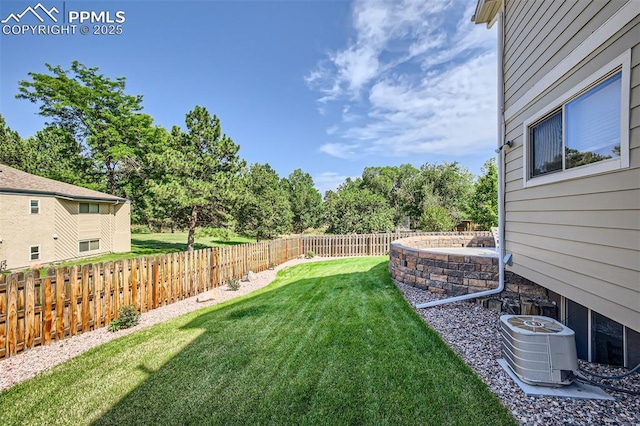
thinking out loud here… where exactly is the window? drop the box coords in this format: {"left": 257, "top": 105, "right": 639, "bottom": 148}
{"left": 79, "top": 239, "right": 100, "bottom": 252}
{"left": 562, "top": 296, "right": 637, "bottom": 367}
{"left": 29, "top": 245, "right": 40, "bottom": 261}
{"left": 523, "top": 51, "right": 630, "bottom": 187}
{"left": 79, "top": 203, "right": 99, "bottom": 214}
{"left": 30, "top": 199, "right": 40, "bottom": 214}
{"left": 592, "top": 311, "right": 624, "bottom": 366}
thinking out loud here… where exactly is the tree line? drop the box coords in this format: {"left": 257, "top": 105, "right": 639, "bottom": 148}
{"left": 0, "top": 62, "right": 497, "bottom": 248}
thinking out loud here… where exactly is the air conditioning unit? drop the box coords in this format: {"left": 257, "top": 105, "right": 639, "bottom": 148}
{"left": 500, "top": 315, "right": 578, "bottom": 386}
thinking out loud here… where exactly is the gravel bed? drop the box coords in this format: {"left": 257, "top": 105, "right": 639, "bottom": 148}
{"left": 396, "top": 281, "right": 640, "bottom": 426}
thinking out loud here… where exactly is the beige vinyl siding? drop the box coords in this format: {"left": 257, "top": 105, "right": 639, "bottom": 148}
{"left": 112, "top": 203, "right": 131, "bottom": 253}
{"left": 100, "top": 203, "right": 113, "bottom": 251}
{"left": 506, "top": 259, "right": 638, "bottom": 331}
{"left": 78, "top": 209, "right": 100, "bottom": 241}
{"left": 502, "top": 0, "right": 640, "bottom": 331}
{"left": 504, "top": 1, "right": 623, "bottom": 112}
{"left": 55, "top": 199, "right": 79, "bottom": 261}
{"left": 77, "top": 203, "right": 112, "bottom": 256}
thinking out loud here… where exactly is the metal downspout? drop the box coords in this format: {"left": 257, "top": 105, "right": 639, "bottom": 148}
{"left": 416, "top": 11, "right": 506, "bottom": 309}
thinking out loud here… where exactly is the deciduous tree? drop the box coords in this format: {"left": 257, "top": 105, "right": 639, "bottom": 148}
{"left": 469, "top": 158, "right": 498, "bottom": 230}
{"left": 283, "top": 169, "right": 322, "bottom": 233}
{"left": 235, "top": 163, "right": 293, "bottom": 241}
{"left": 16, "top": 61, "right": 154, "bottom": 195}
{"left": 323, "top": 179, "right": 394, "bottom": 234}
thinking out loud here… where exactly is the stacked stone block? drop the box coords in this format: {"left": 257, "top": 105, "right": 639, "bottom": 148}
{"left": 388, "top": 235, "right": 554, "bottom": 315}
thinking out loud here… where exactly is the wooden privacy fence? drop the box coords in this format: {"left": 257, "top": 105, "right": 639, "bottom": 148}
{"left": 0, "top": 232, "right": 486, "bottom": 360}
{"left": 0, "top": 238, "right": 302, "bottom": 360}
{"left": 302, "top": 232, "right": 439, "bottom": 257}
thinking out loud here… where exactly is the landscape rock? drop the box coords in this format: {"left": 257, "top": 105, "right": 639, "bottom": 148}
{"left": 242, "top": 270, "right": 258, "bottom": 282}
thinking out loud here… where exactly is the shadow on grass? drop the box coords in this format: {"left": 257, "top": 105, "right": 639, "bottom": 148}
{"left": 87, "top": 259, "right": 514, "bottom": 426}
{"left": 130, "top": 238, "right": 210, "bottom": 253}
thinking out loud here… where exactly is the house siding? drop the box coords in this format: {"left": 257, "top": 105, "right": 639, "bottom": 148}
{"left": 503, "top": 0, "right": 640, "bottom": 332}
{"left": 0, "top": 195, "right": 57, "bottom": 269}
{"left": 99, "top": 203, "right": 113, "bottom": 252}
{"left": 113, "top": 203, "right": 131, "bottom": 253}
{"left": 0, "top": 195, "right": 130, "bottom": 269}
{"left": 55, "top": 199, "right": 79, "bottom": 261}
{"left": 504, "top": 1, "right": 622, "bottom": 112}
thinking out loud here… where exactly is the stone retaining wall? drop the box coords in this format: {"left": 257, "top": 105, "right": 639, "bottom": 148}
{"left": 389, "top": 235, "right": 557, "bottom": 317}
{"left": 389, "top": 244, "right": 499, "bottom": 297}
{"left": 393, "top": 234, "right": 495, "bottom": 249}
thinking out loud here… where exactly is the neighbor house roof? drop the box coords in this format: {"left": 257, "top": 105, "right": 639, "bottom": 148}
{"left": 0, "top": 164, "right": 128, "bottom": 203}
{"left": 471, "top": 0, "right": 503, "bottom": 26}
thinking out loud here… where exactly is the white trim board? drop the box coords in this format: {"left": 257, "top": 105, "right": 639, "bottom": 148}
{"left": 504, "top": 0, "right": 640, "bottom": 121}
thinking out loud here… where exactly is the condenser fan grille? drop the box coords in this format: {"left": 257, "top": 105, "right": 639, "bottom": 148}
{"left": 507, "top": 316, "right": 564, "bottom": 333}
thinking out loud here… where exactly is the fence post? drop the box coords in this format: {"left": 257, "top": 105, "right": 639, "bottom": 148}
{"left": 147, "top": 257, "right": 154, "bottom": 306}
{"left": 7, "top": 274, "right": 18, "bottom": 356}
{"left": 56, "top": 268, "right": 65, "bottom": 339}
{"left": 214, "top": 248, "right": 220, "bottom": 287}
{"left": 122, "top": 259, "right": 130, "bottom": 307}
{"left": 131, "top": 258, "right": 138, "bottom": 311}
{"left": 81, "top": 265, "right": 90, "bottom": 332}
{"left": 113, "top": 261, "right": 120, "bottom": 319}
{"left": 104, "top": 262, "right": 112, "bottom": 323}
{"left": 43, "top": 276, "right": 53, "bottom": 345}
{"left": 25, "top": 272, "right": 35, "bottom": 349}
{"left": 94, "top": 263, "right": 102, "bottom": 329}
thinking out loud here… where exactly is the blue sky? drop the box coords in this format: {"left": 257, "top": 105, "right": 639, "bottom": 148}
{"left": 0, "top": 0, "right": 497, "bottom": 194}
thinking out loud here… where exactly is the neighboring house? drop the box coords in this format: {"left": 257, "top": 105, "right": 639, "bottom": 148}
{"left": 473, "top": 1, "right": 639, "bottom": 367}
{"left": 0, "top": 164, "right": 131, "bottom": 270}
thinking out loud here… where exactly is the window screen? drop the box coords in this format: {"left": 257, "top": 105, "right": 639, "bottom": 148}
{"left": 565, "top": 72, "right": 621, "bottom": 169}
{"left": 530, "top": 110, "right": 563, "bottom": 177}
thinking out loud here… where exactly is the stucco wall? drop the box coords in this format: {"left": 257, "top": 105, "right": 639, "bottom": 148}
{"left": 0, "top": 194, "right": 57, "bottom": 269}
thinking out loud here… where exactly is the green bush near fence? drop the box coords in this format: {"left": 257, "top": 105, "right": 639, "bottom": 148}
{"left": 107, "top": 305, "right": 141, "bottom": 332}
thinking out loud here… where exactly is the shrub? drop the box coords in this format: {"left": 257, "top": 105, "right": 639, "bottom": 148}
{"left": 227, "top": 278, "right": 241, "bottom": 291}
{"left": 418, "top": 206, "right": 456, "bottom": 232}
{"left": 195, "top": 227, "right": 234, "bottom": 241}
{"left": 108, "top": 305, "right": 141, "bottom": 332}
{"left": 131, "top": 224, "right": 151, "bottom": 234}
{"left": 305, "top": 250, "right": 315, "bottom": 259}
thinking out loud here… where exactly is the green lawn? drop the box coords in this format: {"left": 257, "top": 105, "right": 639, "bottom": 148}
{"left": 48, "top": 232, "right": 256, "bottom": 268}
{"left": 0, "top": 258, "right": 516, "bottom": 426}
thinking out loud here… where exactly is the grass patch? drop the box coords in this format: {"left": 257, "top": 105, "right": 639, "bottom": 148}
{"left": 0, "top": 258, "right": 515, "bottom": 426}
{"left": 37, "top": 232, "right": 256, "bottom": 271}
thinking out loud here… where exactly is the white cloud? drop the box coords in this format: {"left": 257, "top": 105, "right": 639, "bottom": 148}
{"left": 314, "top": 172, "right": 355, "bottom": 195}
{"left": 326, "top": 125, "right": 339, "bottom": 135}
{"left": 306, "top": 0, "right": 498, "bottom": 160}
{"left": 319, "top": 142, "right": 361, "bottom": 159}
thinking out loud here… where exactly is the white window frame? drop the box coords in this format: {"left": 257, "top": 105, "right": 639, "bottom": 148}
{"left": 30, "top": 199, "right": 40, "bottom": 214}
{"left": 522, "top": 50, "right": 630, "bottom": 188}
{"left": 79, "top": 239, "right": 100, "bottom": 253}
{"left": 29, "top": 245, "right": 40, "bottom": 261}
{"left": 78, "top": 202, "right": 100, "bottom": 214}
